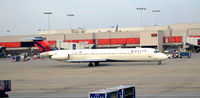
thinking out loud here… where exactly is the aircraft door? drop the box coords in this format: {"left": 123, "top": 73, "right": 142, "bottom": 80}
{"left": 67, "top": 54, "right": 70, "bottom": 60}
{"left": 147, "top": 52, "right": 154, "bottom": 60}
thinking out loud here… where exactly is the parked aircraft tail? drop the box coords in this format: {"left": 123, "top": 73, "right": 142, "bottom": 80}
{"left": 32, "top": 37, "right": 56, "bottom": 52}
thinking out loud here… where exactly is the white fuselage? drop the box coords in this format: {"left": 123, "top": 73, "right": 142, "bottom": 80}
{"left": 41, "top": 48, "right": 168, "bottom": 63}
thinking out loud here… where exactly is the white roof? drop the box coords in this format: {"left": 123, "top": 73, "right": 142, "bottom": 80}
{"left": 109, "top": 85, "right": 135, "bottom": 90}
{"left": 89, "top": 89, "right": 118, "bottom": 94}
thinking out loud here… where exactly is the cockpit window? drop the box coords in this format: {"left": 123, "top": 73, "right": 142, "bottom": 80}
{"left": 154, "top": 50, "right": 160, "bottom": 53}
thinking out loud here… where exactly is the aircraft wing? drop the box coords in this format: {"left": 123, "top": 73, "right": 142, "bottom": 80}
{"left": 67, "top": 58, "right": 107, "bottom": 63}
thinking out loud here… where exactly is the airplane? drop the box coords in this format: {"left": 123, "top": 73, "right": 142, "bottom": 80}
{"left": 32, "top": 37, "right": 168, "bottom": 67}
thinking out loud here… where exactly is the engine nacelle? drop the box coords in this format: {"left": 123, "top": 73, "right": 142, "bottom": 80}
{"left": 40, "top": 52, "right": 50, "bottom": 58}
{"left": 50, "top": 54, "right": 69, "bottom": 60}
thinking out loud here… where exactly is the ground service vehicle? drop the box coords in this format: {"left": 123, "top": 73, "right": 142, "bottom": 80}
{"left": 0, "top": 46, "right": 6, "bottom": 57}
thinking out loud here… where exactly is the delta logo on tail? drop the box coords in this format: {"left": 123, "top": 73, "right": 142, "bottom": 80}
{"left": 32, "top": 37, "right": 56, "bottom": 52}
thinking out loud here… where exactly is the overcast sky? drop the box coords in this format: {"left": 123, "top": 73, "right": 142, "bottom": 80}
{"left": 0, "top": 0, "right": 200, "bottom": 36}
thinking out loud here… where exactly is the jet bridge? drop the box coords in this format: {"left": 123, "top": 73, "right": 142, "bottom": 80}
{"left": 184, "top": 36, "right": 200, "bottom": 52}
{"left": 186, "top": 37, "right": 200, "bottom": 46}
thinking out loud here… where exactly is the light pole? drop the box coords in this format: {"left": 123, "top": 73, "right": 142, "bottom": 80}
{"left": 152, "top": 10, "right": 161, "bottom": 26}
{"left": 136, "top": 8, "right": 147, "bottom": 27}
{"left": 67, "top": 13, "right": 75, "bottom": 30}
{"left": 44, "top": 12, "right": 52, "bottom": 34}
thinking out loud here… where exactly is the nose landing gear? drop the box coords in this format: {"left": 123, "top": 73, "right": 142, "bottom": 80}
{"left": 158, "top": 60, "right": 162, "bottom": 65}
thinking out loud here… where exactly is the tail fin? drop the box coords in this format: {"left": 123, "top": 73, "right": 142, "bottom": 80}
{"left": 32, "top": 37, "right": 56, "bottom": 52}
{"left": 115, "top": 24, "right": 118, "bottom": 32}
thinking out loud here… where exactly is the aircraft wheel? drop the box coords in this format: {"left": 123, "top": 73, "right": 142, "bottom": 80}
{"left": 88, "top": 62, "right": 93, "bottom": 67}
{"left": 158, "top": 61, "right": 162, "bottom": 65}
{"left": 4, "top": 94, "right": 8, "bottom": 97}
{"left": 94, "top": 62, "right": 99, "bottom": 66}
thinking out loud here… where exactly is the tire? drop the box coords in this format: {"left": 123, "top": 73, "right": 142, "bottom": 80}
{"left": 158, "top": 61, "right": 162, "bottom": 65}
{"left": 4, "top": 94, "right": 9, "bottom": 97}
{"left": 94, "top": 62, "right": 99, "bottom": 66}
{"left": 88, "top": 62, "right": 93, "bottom": 67}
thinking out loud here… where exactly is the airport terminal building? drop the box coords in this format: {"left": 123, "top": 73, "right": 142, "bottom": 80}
{"left": 0, "top": 23, "right": 200, "bottom": 53}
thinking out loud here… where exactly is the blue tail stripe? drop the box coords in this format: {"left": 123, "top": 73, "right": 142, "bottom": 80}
{"left": 33, "top": 41, "right": 46, "bottom": 52}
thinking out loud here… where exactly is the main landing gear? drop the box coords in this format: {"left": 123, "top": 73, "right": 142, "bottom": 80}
{"left": 88, "top": 62, "right": 99, "bottom": 67}
{"left": 158, "top": 60, "right": 162, "bottom": 65}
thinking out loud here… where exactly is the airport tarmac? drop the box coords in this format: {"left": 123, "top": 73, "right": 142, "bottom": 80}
{"left": 0, "top": 53, "right": 200, "bottom": 98}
